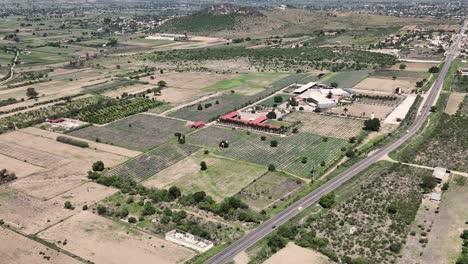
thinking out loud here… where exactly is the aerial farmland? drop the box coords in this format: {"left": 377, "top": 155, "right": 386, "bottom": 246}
{"left": 0, "top": 1, "right": 466, "bottom": 264}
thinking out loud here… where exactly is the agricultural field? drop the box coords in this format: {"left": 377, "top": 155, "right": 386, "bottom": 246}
{"left": 294, "top": 162, "right": 430, "bottom": 263}
{"left": 283, "top": 112, "right": 364, "bottom": 139}
{"left": 321, "top": 70, "right": 372, "bottom": 88}
{"left": 69, "top": 114, "right": 189, "bottom": 151}
{"left": 187, "top": 125, "right": 247, "bottom": 147}
{"left": 0, "top": 129, "right": 127, "bottom": 199}
{"left": 143, "top": 151, "right": 267, "bottom": 201}
{"left": 0, "top": 227, "right": 82, "bottom": 264}
{"left": 37, "top": 211, "right": 196, "bottom": 264}
{"left": 215, "top": 132, "right": 349, "bottom": 178}
{"left": 401, "top": 176, "right": 468, "bottom": 264}
{"left": 235, "top": 171, "right": 305, "bottom": 211}
{"left": 445, "top": 92, "right": 466, "bottom": 115}
{"left": 105, "top": 143, "right": 200, "bottom": 182}
{"left": 451, "top": 75, "right": 468, "bottom": 92}
{"left": 202, "top": 72, "right": 288, "bottom": 95}
{"left": 353, "top": 77, "right": 416, "bottom": 94}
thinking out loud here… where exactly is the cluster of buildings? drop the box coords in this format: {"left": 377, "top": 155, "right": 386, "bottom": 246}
{"left": 292, "top": 82, "right": 352, "bottom": 109}
{"left": 374, "top": 30, "right": 454, "bottom": 51}
{"left": 218, "top": 111, "right": 283, "bottom": 132}
{"left": 165, "top": 229, "right": 213, "bottom": 253}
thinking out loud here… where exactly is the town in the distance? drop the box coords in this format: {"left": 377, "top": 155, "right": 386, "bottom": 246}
{"left": 0, "top": 0, "right": 467, "bottom": 264}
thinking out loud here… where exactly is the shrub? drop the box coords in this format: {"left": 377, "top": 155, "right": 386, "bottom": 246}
{"left": 128, "top": 217, "right": 137, "bottom": 223}
{"left": 64, "top": 201, "right": 74, "bottom": 210}
{"left": 319, "top": 193, "right": 335, "bottom": 208}
{"left": 200, "top": 161, "right": 207, "bottom": 171}
{"left": 92, "top": 161, "right": 105, "bottom": 172}
{"left": 56, "top": 136, "right": 89, "bottom": 148}
{"left": 270, "top": 140, "right": 278, "bottom": 147}
{"left": 268, "top": 164, "right": 276, "bottom": 171}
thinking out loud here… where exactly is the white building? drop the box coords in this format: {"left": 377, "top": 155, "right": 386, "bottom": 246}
{"left": 305, "top": 88, "right": 351, "bottom": 108}
{"left": 165, "top": 229, "right": 214, "bottom": 252}
{"left": 432, "top": 167, "right": 448, "bottom": 184}
{"left": 146, "top": 33, "right": 187, "bottom": 41}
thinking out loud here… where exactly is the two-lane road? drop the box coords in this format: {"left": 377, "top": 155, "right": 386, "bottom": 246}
{"left": 206, "top": 20, "right": 467, "bottom": 264}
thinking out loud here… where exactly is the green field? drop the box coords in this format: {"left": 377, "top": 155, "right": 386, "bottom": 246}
{"left": 202, "top": 72, "right": 288, "bottom": 93}
{"left": 215, "top": 132, "right": 348, "bottom": 178}
{"left": 144, "top": 151, "right": 267, "bottom": 201}
{"left": 322, "top": 69, "right": 372, "bottom": 88}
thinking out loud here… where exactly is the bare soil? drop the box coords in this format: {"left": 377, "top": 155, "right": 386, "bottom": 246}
{"left": 38, "top": 211, "right": 196, "bottom": 264}
{"left": 445, "top": 92, "right": 466, "bottom": 115}
{"left": 0, "top": 227, "right": 82, "bottom": 264}
{"left": 264, "top": 243, "right": 331, "bottom": 264}
{"left": 354, "top": 77, "right": 416, "bottom": 93}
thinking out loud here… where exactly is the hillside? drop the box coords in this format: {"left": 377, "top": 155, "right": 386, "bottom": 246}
{"left": 156, "top": 4, "right": 262, "bottom": 35}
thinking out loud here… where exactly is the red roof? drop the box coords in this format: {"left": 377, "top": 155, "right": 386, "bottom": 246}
{"left": 47, "top": 118, "right": 65, "bottom": 123}
{"left": 221, "top": 111, "right": 239, "bottom": 119}
{"left": 191, "top": 121, "right": 205, "bottom": 128}
{"left": 252, "top": 116, "right": 267, "bottom": 124}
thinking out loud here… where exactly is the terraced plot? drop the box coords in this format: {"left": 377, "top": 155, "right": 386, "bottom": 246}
{"left": 215, "top": 132, "right": 348, "bottom": 177}
{"left": 283, "top": 112, "right": 364, "bottom": 139}
{"left": 0, "top": 140, "right": 65, "bottom": 167}
{"left": 188, "top": 126, "right": 247, "bottom": 147}
{"left": 70, "top": 114, "right": 189, "bottom": 151}
{"left": 105, "top": 143, "right": 200, "bottom": 182}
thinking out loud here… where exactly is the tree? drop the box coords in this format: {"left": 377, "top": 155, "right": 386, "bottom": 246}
{"left": 128, "top": 217, "right": 137, "bottom": 223}
{"left": 92, "top": 161, "right": 105, "bottom": 172}
{"left": 273, "top": 95, "right": 283, "bottom": 103}
{"left": 267, "top": 234, "right": 286, "bottom": 252}
{"left": 420, "top": 175, "right": 437, "bottom": 192}
{"left": 64, "top": 201, "right": 74, "bottom": 210}
{"left": 268, "top": 164, "right": 276, "bottom": 171}
{"left": 430, "top": 106, "right": 438, "bottom": 112}
{"left": 326, "top": 91, "right": 333, "bottom": 99}
{"left": 363, "top": 118, "right": 380, "bottom": 131}
{"left": 319, "top": 192, "right": 335, "bottom": 208}
{"left": 389, "top": 242, "right": 402, "bottom": 253}
{"left": 197, "top": 104, "right": 203, "bottom": 110}
{"left": 428, "top": 66, "right": 439, "bottom": 73}
{"left": 142, "top": 203, "right": 156, "bottom": 215}
{"left": 97, "top": 205, "right": 107, "bottom": 215}
{"left": 267, "top": 111, "right": 277, "bottom": 119}
{"left": 26, "top": 87, "right": 39, "bottom": 98}
{"left": 270, "top": 140, "right": 278, "bottom": 147}
{"left": 399, "top": 63, "right": 407, "bottom": 70}
{"left": 200, "top": 161, "right": 207, "bottom": 171}
{"left": 157, "top": 80, "right": 167, "bottom": 88}
{"left": 343, "top": 107, "right": 348, "bottom": 116}
{"left": 387, "top": 203, "right": 398, "bottom": 214}
{"left": 330, "top": 82, "right": 338, "bottom": 88}
{"left": 119, "top": 207, "right": 129, "bottom": 218}
{"left": 169, "top": 186, "right": 181, "bottom": 199}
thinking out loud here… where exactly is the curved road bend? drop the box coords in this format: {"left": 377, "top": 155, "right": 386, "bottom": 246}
{"left": 206, "top": 20, "right": 467, "bottom": 264}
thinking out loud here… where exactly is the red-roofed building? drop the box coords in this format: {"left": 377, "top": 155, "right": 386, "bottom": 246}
{"left": 46, "top": 118, "right": 65, "bottom": 123}
{"left": 220, "top": 111, "right": 239, "bottom": 120}
{"left": 252, "top": 116, "right": 267, "bottom": 124}
{"left": 191, "top": 121, "right": 205, "bottom": 128}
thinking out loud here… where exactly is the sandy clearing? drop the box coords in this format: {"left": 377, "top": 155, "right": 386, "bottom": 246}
{"left": 156, "top": 87, "right": 208, "bottom": 104}
{"left": 0, "top": 154, "right": 43, "bottom": 178}
{"left": 384, "top": 95, "right": 417, "bottom": 124}
{"left": 38, "top": 211, "right": 196, "bottom": 264}
{"left": 22, "top": 127, "right": 141, "bottom": 158}
{"left": 445, "top": 92, "right": 466, "bottom": 115}
{"left": 0, "top": 227, "right": 82, "bottom": 264}
{"left": 354, "top": 77, "right": 415, "bottom": 93}
{"left": 234, "top": 251, "right": 249, "bottom": 264}
{"left": 390, "top": 62, "right": 436, "bottom": 72}
{"left": 141, "top": 71, "right": 239, "bottom": 90}
{"left": 0, "top": 130, "right": 128, "bottom": 199}
{"left": 327, "top": 104, "right": 394, "bottom": 119}
{"left": 102, "top": 84, "right": 155, "bottom": 98}
{"left": 49, "top": 182, "right": 117, "bottom": 208}
{"left": 0, "top": 187, "right": 75, "bottom": 234}
{"left": 264, "top": 243, "right": 331, "bottom": 264}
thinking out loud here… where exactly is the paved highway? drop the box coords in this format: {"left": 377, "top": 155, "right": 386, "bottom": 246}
{"left": 206, "top": 20, "right": 467, "bottom": 264}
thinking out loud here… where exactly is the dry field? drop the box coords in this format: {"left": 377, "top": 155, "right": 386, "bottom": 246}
{"left": 400, "top": 184, "right": 468, "bottom": 264}
{"left": 0, "top": 187, "right": 75, "bottom": 234}
{"left": 283, "top": 112, "right": 364, "bottom": 139}
{"left": 0, "top": 227, "right": 82, "bottom": 264}
{"left": 102, "top": 83, "right": 155, "bottom": 98}
{"left": 0, "top": 153, "right": 42, "bottom": 178}
{"left": 38, "top": 211, "right": 196, "bottom": 264}
{"left": 327, "top": 104, "right": 394, "bottom": 119}
{"left": 23, "top": 127, "right": 141, "bottom": 158}
{"left": 445, "top": 92, "right": 466, "bottom": 115}
{"left": 0, "top": 130, "right": 127, "bottom": 199}
{"left": 389, "top": 62, "right": 436, "bottom": 72}
{"left": 264, "top": 243, "right": 331, "bottom": 264}
{"left": 354, "top": 77, "right": 416, "bottom": 93}
{"left": 143, "top": 152, "right": 267, "bottom": 201}
{"left": 49, "top": 182, "right": 117, "bottom": 210}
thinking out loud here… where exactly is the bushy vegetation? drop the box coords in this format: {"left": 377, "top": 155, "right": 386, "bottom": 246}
{"left": 149, "top": 46, "right": 397, "bottom": 71}
{"left": 56, "top": 136, "right": 89, "bottom": 148}
{"left": 75, "top": 98, "right": 163, "bottom": 124}
{"left": 294, "top": 162, "right": 430, "bottom": 263}
{"left": 457, "top": 230, "right": 468, "bottom": 264}
{"left": 0, "top": 168, "right": 17, "bottom": 185}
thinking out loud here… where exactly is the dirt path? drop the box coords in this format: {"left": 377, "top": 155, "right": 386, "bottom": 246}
{"left": 160, "top": 92, "right": 223, "bottom": 116}
{"left": 0, "top": 50, "right": 19, "bottom": 87}
{"left": 381, "top": 154, "right": 468, "bottom": 177}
